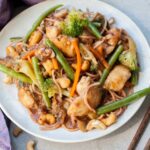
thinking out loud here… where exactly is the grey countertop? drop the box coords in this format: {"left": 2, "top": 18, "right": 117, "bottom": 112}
{"left": 10, "top": 0, "right": 150, "bottom": 149}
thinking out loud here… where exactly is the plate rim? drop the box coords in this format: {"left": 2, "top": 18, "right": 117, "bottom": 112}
{"left": 0, "top": 0, "right": 149, "bottom": 143}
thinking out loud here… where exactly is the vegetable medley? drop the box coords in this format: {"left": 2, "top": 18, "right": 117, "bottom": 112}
{"left": 0, "top": 5, "right": 150, "bottom": 132}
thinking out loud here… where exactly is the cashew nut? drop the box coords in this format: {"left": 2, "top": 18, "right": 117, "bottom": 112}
{"left": 86, "top": 119, "right": 106, "bottom": 131}
{"left": 101, "top": 112, "right": 117, "bottom": 126}
{"left": 26, "top": 140, "right": 35, "bottom": 150}
{"left": 12, "top": 126, "right": 22, "bottom": 137}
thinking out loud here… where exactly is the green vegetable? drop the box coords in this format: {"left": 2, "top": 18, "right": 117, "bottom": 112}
{"left": 90, "top": 62, "right": 98, "bottom": 72}
{"left": 88, "top": 22, "right": 102, "bottom": 38}
{"left": 10, "top": 37, "right": 23, "bottom": 42}
{"left": 99, "top": 45, "right": 124, "bottom": 85}
{"left": 24, "top": 4, "right": 63, "bottom": 43}
{"left": 43, "top": 78, "right": 53, "bottom": 91}
{"left": 18, "top": 60, "right": 37, "bottom": 85}
{"left": 32, "top": 57, "right": 50, "bottom": 108}
{"left": 48, "top": 85, "right": 58, "bottom": 98}
{"left": 0, "top": 64, "right": 32, "bottom": 83}
{"left": 119, "top": 50, "right": 138, "bottom": 71}
{"left": 80, "top": 43, "right": 98, "bottom": 70}
{"left": 119, "top": 36, "right": 138, "bottom": 71}
{"left": 60, "top": 9, "right": 88, "bottom": 37}
{"left": 45, "top": 39, "right": 74, "bottom": 80}
{"left": 92, "top": 22, "right": 101, "bottom": 27}
{"left": 131, "top": 71, "right": 139, "bottom": 85}
{"left": 97, "top": 87, "right": 150, "bottom": 114}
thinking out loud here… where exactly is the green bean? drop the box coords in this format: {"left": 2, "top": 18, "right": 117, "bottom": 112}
{"left": 0, "top": 64, "right": 32, "bottom": 83}
{"left": 45, "top": 39, "right": 74, "bottom": 80}
{"left": 10, "top": 37, "right": 23, "bottom": 42}
{"left": 88, "top": 22, "right": 102, "bottom": 38}
{"left": 99, "top": 45, "right": 123, "bottom": 85}
{"left": 92, "top": 22, "right": 102, "bottom": 27}
{"left": 32, "top": 57, "right": 50, "bottom": 108}
{"left": 97, "top": 87, "right": 150, "bottom": 114}
{"left": 131, "top": 71, "right": 139, "bottom": 85}
{"left": 24, "top": 4, "right": 63, "bottom": 43}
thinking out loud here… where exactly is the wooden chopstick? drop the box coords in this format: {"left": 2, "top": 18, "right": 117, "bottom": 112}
{"left": 128, "top": 105, "right": 150, "bottom": 150}
{"left": 144, "top": 138, "right": 150, "bottom": 150}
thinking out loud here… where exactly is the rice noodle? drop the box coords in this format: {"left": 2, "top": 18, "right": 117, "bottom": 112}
{"left": 63, "top": 117, "right": 79, "bottom": 131}
{"left": 101, "top": 17, "right": 108, "bottom": 34}
{"left": 52, "top": 70, "right": 62, "bottom": 99}
{"left": 79, "top": 35, "right": 96, "bottom": 39}
{"left": 114, "top": 107, "right": 126, "bottom": 117}
{"left": 109, "top": 90, "right": 124, "bottom": 101}
{"left": 85, "top": 72, "right": 100, "bottom": 79}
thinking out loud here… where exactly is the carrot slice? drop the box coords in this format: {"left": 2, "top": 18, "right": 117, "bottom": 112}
{"left": 27, "top": 56, "right": 32, "bottom": 64}
{"left": 52, "top": 58, "right": 59, "bottom": 70}
{"left": 89, "top": 46, "right": 109, "bottom": 68}
{"left": 70, "top": 39, "right": 82, "bottom": 97}
{"left": 22, "top": 50, "right": 36, "bottom": 60}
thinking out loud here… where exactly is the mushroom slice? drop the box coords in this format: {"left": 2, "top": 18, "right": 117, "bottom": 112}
{"left": 84, "top": 82, "right": 102, "bottom": 112}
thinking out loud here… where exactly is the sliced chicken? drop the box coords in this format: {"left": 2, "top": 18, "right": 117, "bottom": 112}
{"left": 67, "top": 98, "right": 89, "bottom": 117}
{"left": 104, "top": 65, "right": 131, "bottom": 91}
{"left": 104, "top": 28, "right": 121, "bottom": 55}
{"left": 54, "top": 9, "right": 68, "bottom": 18}
{"left": 46, "top": 27, "right": 75, "bottom": 57}
{"left": 94, "top": 28, "right": 121, "bottom": 56}
{"left": 76, "top": 76, "right": 91, "bottom": 97}
{"left": 46, "top": 26, "right": 61, "bottom": 39}
{"left": 18, "top": 88, "right": 35, "bottom": 109}
{"left": 52, "top": 35, "right": 76, "bottom": 57}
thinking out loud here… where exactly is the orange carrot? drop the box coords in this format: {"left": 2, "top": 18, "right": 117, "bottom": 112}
{"left": 22, "top": 50, "right": 36, "bottom": 60}
{"left": 89, "top": 46, "right": 109, "bottom": 68}
{"left": 27, "top": 56, "right": 32, "bottom": 64}
{"left": 52, "top": 58, "right": 59, "bottom": 70}
{"left": 70, "top": 39, "right": 82, "bottom": 97}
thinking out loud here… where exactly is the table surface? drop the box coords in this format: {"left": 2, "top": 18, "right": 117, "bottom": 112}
{"left": 9, "top": 0, "right": 150, "bottom": 149}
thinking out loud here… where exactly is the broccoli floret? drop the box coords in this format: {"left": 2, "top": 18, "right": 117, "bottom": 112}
{"left": 60, "top": 10, "right": 88, "bottom": 37}
{"left": 119, "top": 50, "right": 138, "bottom": 71}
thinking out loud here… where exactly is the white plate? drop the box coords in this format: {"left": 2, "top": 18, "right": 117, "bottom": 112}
{"left": 0, "top": 0, "right": 150, "bottom": 143}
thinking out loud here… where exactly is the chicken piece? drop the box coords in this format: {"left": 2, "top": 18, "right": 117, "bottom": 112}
{"left": 54, "top": 9, "right": 68, "bottom": 18}
{"left": 6, "top": 46, "right": 19, "bottom": 58}
{"left": 42, "top": 59, "right": 53, "bottom": 76}
{"left": 76, "top": 76, "right": 91, "bottom": 97}
{"left": 105, "top": 28, "right": 121, "bottom": 55}
{"left": 99, "top": 28, "right": 121, "bottom": 55}
{"left": 104, "top": 65, "right": 131, "bottom": 91}
{"left": 46, "top": 26, "right": 61, "bottom": 39}
{"left": 18, "top": 88, "right": 35, "bottom": 109}
{"left": 46, "top": 27, "right": 75, "bottom": 57}
{"left": 67, "top": 98, "right": 89, "bottom": 117}
{"left": 52, "top": 35, "right": 76, "bottom": 57}
{"left": 28, "top": 31, "right": 42, "bottom": 46}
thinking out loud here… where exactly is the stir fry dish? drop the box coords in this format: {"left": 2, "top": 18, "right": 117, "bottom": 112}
{"left": 0, "top": 5, "right": 150, "bottom": 132}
